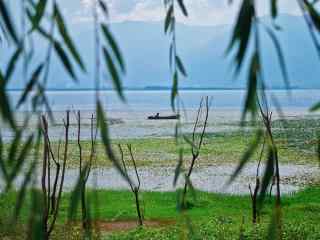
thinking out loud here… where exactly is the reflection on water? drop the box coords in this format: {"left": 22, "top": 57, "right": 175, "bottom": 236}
{"left": 3, "top": 89, "right": 320, "bottom": 139}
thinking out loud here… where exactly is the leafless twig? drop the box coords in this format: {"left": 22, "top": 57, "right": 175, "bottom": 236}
{"left": 118, "top": 144, "right": 143, "bottom": 226}
{"left": 39, "top": 111, "right": 70, "bottom": 239}
{"left": 181, "top": 96, "right": 210, "bottom": 208}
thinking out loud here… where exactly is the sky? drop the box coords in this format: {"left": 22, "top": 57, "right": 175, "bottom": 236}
{"left": 69, "top": 0, "right": 301, "bottom": 26}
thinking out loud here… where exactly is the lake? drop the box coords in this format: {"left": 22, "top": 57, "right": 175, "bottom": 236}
{"left": 8, "top": 89, "right": 320, "bottom": 112}
{"left": 4, "top": 89, "right": 320, "bottom": 139}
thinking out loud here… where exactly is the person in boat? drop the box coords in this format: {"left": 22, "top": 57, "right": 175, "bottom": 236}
{"left": 148, "top": 113, "right": 179, "bottom": 119}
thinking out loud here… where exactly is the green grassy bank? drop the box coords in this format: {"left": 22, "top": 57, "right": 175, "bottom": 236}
{"left": 1, "top": 187, "right": 320, "bottom": 239}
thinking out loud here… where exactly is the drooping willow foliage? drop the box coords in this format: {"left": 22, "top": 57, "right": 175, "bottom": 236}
{"left": 0, "top": 0, "right": 319, "bottom": 239}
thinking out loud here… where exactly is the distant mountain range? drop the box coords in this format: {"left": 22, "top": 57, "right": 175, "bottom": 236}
{"left": 2, "top": 14, "right": 320, "bottom": 90}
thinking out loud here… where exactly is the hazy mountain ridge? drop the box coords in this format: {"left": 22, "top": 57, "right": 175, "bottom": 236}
{"left": 2, "top": 14, "right": 320, "bottom": 90}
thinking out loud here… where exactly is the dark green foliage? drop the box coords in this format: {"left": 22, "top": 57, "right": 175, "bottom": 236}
{"left": 164, "top": 0, "right": 188, "bottom": 111}
{"left": 0, "top": 0, "right": 18, "bottom": 44}
{"left": 242, "top": 51, "right": 259, "bottom": 120}
{"left": 271, "top": 0, "right": 278, "bottom": 18}
{"left": 101, "top": 23, "right": 125, "bottom": 73}
{"left": 262, "top": 23, "right": 289, "bottom": 88}
{"left": 98, "top": 0, "right": 109, "bottom": 17}
{"left": 53, "top": 41, "right": 77, "bottom": 81}
{"left": 5, "top": 46, "right": 23, "bottom": 82}
{"left": 54, "top": 3, "right": 86, "bottom": 72}
{"left": 229, "top": 129, "right": 263, "bottom": 183}
{"left": 228, "top": 0, "right": 255, "bottom": 72}
{"left": 97, "top": 101, "right": 130, "bottom": 184}
{"left": 29, "top": 0, "right": 48, "bottom": 32}
{"left": 102, "top": 47, "right": 125, "bottom": 101}
{"left": 17, "top": 63, "right": 44, "bottom": 108}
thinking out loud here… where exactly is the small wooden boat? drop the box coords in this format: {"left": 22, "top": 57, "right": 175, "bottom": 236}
{"left": 147, "top": 114, "right": 180, "bottom": 120}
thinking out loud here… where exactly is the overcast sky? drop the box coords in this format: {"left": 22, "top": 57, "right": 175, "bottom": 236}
{"left": 70, "top": 0, "right": 300, "bottom": 26}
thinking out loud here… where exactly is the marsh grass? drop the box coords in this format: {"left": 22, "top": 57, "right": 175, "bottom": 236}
{"left": 3, "top": 117, "right": 318, "bottom": 170}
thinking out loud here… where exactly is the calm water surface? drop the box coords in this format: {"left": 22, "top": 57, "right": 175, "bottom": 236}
{"left": 8, "top": 89, "right": 320, "bottom": 111}
{"left": 4, "top": 89, "right": 320, "bottom": 139}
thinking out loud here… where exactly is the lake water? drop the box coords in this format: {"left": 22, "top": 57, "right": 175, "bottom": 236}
{"left": 4, "top": 89, "right": 320, "bottom": 139}
{"left": 8, "top": 89, "right": 320, "bottom": 112}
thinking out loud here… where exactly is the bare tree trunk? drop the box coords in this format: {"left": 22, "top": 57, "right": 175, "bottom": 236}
{"left": 181, "top": 154, "right": 197, "bottom": 207}
{"left": 41, "top": 115, "right": 49, "bottom": 239}
{"left": 76, "top": 110, "right": 88, "bottom": 230}
{"left": 258, "top": 100, "right": 281, "bottom": 206}
{"left": 118, "top": 144, "right": 143, "bottom": 226}
{"left": 274, "top": 149, "right": 281, "bottom": 207}
{"left": 50, "top": 138, "right": 61, "bottom": 214}
{"left": 47, "top": 111, "right": 70, "bottom": 237}
{"left": 181, "top": 96, "right": 210, "bottom": 208}
{"left": 249, "top": 178, "right": 260, "bottom": 224}
{"left": 134, "top": 189, "right": 143, "bottom": 226}
{"left": 249, "top": 136, "right": 264, "bottom": 224}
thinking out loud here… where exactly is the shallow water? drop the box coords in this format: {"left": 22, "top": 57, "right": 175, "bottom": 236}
{"left": 4, "top": 163, "right": 319, "bottom": 195}
{"left": 3, "top": 89, "right": 320, "bottom": 140}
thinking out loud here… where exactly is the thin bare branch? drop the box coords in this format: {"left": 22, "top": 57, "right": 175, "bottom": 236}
{"left": 118, "top": 144, "right": 134, "bottom": 191}
{"left": 127, "top": 144, "right": 141, "bottom": 190}
{"left": 48, "top": 110, "right": 70, "bottom": 235}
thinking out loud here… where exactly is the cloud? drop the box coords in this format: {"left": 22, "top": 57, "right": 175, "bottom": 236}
{"left": 73, "top": 0, "right": 300, "bottom": 26}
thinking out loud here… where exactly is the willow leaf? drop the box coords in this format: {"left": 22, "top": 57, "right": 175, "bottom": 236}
{"left": 7, "top": 135, "right": 34, "bottom": 191}
{"left": 0, "top": 71, "right": 16, "bottom": 129}
{"left": 304, "top": 1, "right": 320, "bottom": 32}
{"left": 173, "top": 148, "right": 183, "bottom": 186}
{"left": 98, "top": 0, "right": 109, "bottom": 17}
{"left": 0, "top": 133, "right": 8, "bottom": 182}
{"left": 8, "top": 130, "right": 22, "bottom": 166}
{"left": 171, "top": 71, "right": 178, "bottom": 111}
{"left": 5, "top": 46, "right": 23, "bottom": 83}
{"left": 176, "top": 56, "right": 187, "bottom": 77}
{"left": 242, "top": 52, "right": 259, "bottom": 121}
{"left": 17, "top": 63, "right": 44, "bottom": 109}
{"left": 101, "top": 23, "right": 125, "bottom": 72}
{"left": 164, "top": 5, "right": 173, "bottom": 33}
{"left": 258, "top": 147, "right": 275, "bottom": 207}
{"left": 54, "top": 3, "right": 86, "bottom": 72}
{"left": 310, "top": 101, "right": 320, "bottom": 111}
{"left": 227, "top": 0, "right": 254, "bottom": 71}
{"left": 263, "top": 24, "right": 290, "bottom": 89}
{"left": 68, "top": 164, "right": 89, "bottom": 220}
{"left": 97, "top": 100, "right": 131, "bottom": 184}
{"left": 177, "top": 0, "right": 188, "bottom": 16}
{"left": 54, "top": 41, "right": 77, "bottom": 81}
{"left": 229, "top": 129, "right": 263, "bottom": 184}
{"left": 271, "top": 0, "right": 278, "bottom": 18}
{"left": 0, "top": 1, "right": 18, "bottom": 44}
{"left": 102, "top": 47, "right": 125, "bottom": 101}
{"left": 14, "top": 158, "right": 37, "bottom": 220}
{"left": 30, "top": 0, "right": 47, "bottom": 32}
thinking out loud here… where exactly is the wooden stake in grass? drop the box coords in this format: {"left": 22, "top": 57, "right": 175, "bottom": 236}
{"left": 40, "top": 111, "right": 69, "bottom": 239}
{"left": 118, "top": 144, "right": 143, "bottom": 226}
